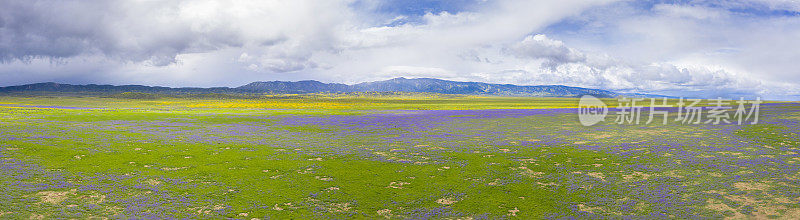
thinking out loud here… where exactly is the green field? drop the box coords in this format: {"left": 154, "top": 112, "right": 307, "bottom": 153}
{"left": 1, "top": 95, "right": 798, "bottom": 219}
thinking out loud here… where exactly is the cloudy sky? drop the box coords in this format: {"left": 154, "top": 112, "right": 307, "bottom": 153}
{"left": 1, "top": 0, "right": 799, "bottom": 99}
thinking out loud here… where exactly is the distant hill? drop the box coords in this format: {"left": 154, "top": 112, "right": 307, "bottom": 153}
{"left": 238, "top": 80, "right": 350, "bottom": 94}
{"left": 0, "top": 78, "right": 642, "bottom": 98}
{"left": 0, "top": 82, "right": 239, "bottom": 95}
{"left": 238, "top": 77, "right": 620, "bottom": 97}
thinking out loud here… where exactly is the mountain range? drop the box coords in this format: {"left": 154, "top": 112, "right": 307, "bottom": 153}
{"left": 0, "top": 77, "right": 636, "bottom": 98}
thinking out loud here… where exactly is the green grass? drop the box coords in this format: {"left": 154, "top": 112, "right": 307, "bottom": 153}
{"left": 0, "top": 96, "right": 798, "bottom": 219}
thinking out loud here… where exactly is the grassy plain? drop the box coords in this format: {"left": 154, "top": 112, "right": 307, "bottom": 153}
{"left": 0, "top": 94, "right": 798, "bottom": 219}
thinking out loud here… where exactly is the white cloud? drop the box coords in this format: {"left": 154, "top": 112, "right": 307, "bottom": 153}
{"left": 378, "top": 66, "right": 454, "bottom": 78}
{"left": 652, "top": 4, "right": 728, "bottom": 20}
{"left": 506, "top": 34, "right": 587, "bottom": 70}
{"left": 1, "top": 0, "right": 357, "bottom": 67}
{"left": 721, "top": 0, "right": 800, "bottom": 12}
{"left": 1, "top": 0, "right": 799, "bottom": 100}
{"left": 535, "top": 1, "right": 800, "bottom": 99}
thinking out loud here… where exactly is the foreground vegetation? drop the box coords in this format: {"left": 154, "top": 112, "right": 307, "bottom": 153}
{"left": 1, "top": 95, "right": 798, "bottom": 219}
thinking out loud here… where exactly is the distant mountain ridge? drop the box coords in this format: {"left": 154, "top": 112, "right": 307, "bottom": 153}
{"left": 1, "top": 77, "right": 634, "bottom": 98}
{"left": 239, "top": 77, "right": 619, "bottom": 97}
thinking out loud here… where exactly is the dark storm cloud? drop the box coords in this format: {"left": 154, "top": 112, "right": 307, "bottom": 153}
{"left": 0, "top": 0, "right": 284, "bottom": 66}
{"left": 0, "top": 1, "right": 107, "bottom": 61}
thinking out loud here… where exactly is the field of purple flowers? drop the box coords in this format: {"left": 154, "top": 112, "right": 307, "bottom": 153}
{"left": 0, "top": 98, "right": 798, "bottom": 219}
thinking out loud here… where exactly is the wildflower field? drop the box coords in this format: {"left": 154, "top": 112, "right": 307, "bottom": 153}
{"left": 0, "top": 95, "right": 798, "bottom": 219}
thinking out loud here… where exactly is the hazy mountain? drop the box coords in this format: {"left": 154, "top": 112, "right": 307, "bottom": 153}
{"left": 1, "top": 78, "right": 629, "bottom": 98}
{"left": 0, "top": 82, "right": 239, "bottom": 95}
{"left": 237, "top": 80, "right": 350, "bottom": 94}
{"left": 239, "top": 77, "right": 619, "bottom": 97}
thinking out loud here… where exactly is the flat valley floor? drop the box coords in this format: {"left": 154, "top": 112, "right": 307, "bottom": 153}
{"left": 1, "top": 96, "right": 798, "bottom": 219}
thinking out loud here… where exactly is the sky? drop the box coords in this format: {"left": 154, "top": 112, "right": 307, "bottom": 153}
{"left": 1, "top": 0, "right": 799, "bottom": 100}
